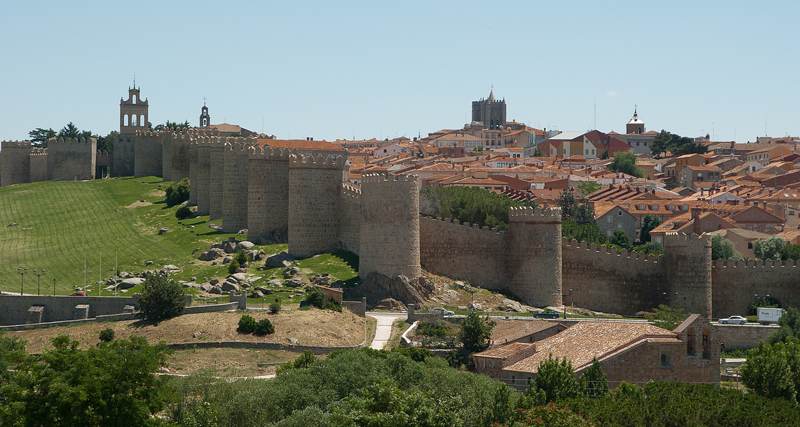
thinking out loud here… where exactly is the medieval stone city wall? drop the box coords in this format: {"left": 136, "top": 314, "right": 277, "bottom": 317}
{"left": 287, "top": 154, "right": 345, "bottom": 258}
{"left": 664, "top": 233, "right": 713, "bottom": 318}
{"left": 208, "top": 142, "right": 225, "bottom": 220}
{"left": 170, "top": 133, "right": 192, "bottom": 182}
{"left": 712, "top": 260, "right": 800, "bottom": 318}
{"left": 28, "top": 148, "right": 48, "bottom": 183}
{"left": 419, "top": 216, "right": 507, "bottom": 290}
{"left": 507, "top": 207, "right": 562, "bottom": 307}
{"left": 562, "top": 240, "right": 666, "bottom": 315}
{"left": 339, "top": 184, "right": 362, "bottom": 255}
{"left": 95, "top": 150, "right": 112, "bottom": 178}
{"left": 47, "top": 137, "right": 96, "bottom": 181}
{"left": 222, "top": 139, "right": 256, "bottom": 233}
{"left": 247, "top": 145, "right": 291, "bottom": 244}
{"left": 114, "top": 135, "right": 135, "bottom": 177}
{"left": 195, "top": 140, "right": 212, "bottom": 215}
{"left": 161, "top": 132, "right": 174, "bottom": 181}
{"left": 188, "top": 142, "right": 199, "bottom": 205}
{"left": 0, "top": 141, "right": 32, "bottom": 187}
{"left": 134, "top": 131, "right": 163, "bottom": 178}
{"left": 359, "top": 174, "right": 421, "bottom": 279}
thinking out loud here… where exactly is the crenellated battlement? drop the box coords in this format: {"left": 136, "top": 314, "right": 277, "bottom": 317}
{"left": 249, "top": 145, "right": 293, "bottom": 160}
{"left": 419, "top": 214, "right": 505, "bottom": 234}
{"left": 47, "top": 137, "right": 96, "bottom": 146}
{"left": 29, "top": 148, "right": 48, "bottom": 157}
{"left": 562, "top": 238, "right": 663, "bottom": 263}
{"left": 1, "top": 140, "right": 32, "bottom": 149}
{"left": 361, "top": 173, "right": 418, "bottom": 184}
{"left": 134, "top": 130, "right": 162, "bottom": 138}
{"left": 224, "top": 140, "right": 255, "bottom": 155}
{"left": 712, "top": 259, "right": 800, "bottom": 268}
{"left": 663, "top": 232, "right": 712, "bottom": 248}
{"left": 289, "top": 153, "right": 346, "bottom": 169}
{"left": 341, "top": 183, "right": 361, "bottom": 200}
{"left": 508, "top": 206, "right": 562, "bottom": 222}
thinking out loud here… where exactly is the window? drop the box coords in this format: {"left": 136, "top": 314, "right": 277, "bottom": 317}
{"left": 617, "top": 210, "right": 623, "bottom": 216}
{"left": 607, "top": 216, "right": 613, "bottom": 223}
{"left": 748, "top": 242, "right": 753, "bottom": 249}
{"left": 617, "top": 223, "right": 623, "bottom": 229}
{"left": 607, "top": 230, "right": 613, "bottom": 237}
{"left": 483, "top": 360, "right": 487, "bottom": 370}
{"left": 660, "top": 352, "right": 672, "bottom": 368}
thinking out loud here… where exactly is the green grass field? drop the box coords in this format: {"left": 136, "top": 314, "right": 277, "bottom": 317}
{"left": 0, "top": 177, "right": 357, "bottom": 295}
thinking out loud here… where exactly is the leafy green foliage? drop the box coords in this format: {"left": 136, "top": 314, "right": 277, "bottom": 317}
{"left": 305, "top": 287, "right": 325, "bottom": 308}
{"left": 754, "top": 237, "right": 787, "bottom": 260}
{"left": 639, "top": 214, "right": 661, "bottom": 243}
{"left": 276, "top": 350, "right": 318, "bottom": 375}
{"left": 576, "top": 181, "right": 601, "bottom": 197}
{"left": 234, "top": 249, "right": 248, "bottom": 266}
{"left": 153, "top": 120, "right": 191, "bottom": 132}
{"left": 749, "top": 295, "right": 781, "bottom": 316}
{"left": 562, "top": 219, "right": 607, "bottom": 245}
{"left": 420, "top": 186, "right": 534, "bottom": 230}
{"left": 458, "top": 312, "right": 496, "bottom": 353}
{"left": 711, "top": 234, "right": 742, "bottom": 260}
{"left": 237, "top": 314, "right": 256, "bottom": 334}
{"left": 164, "top": 178, "right": 190, "bottom": 208}
{"left": 269, "top": 300, "right": 282, "bottom": 314}
{"left": 532, "top": 355, "right": 585, "bottom": 403}
{"left": 609, "top": 229, "right": 633, "bottom": 251}
{"left": 254, "top": 318, "right": 275, "bottom": 335}
{"left": 633, "top": 242, "right": 664, "bottom": 257}
{"left": 499, "top": 403, "right": 594, "bottom": 427}
{"left": 742, "top": 339, "right": 800, "bottom": 403}
{"left": 138, "top": 272, "right": 186, "bottom": 321}
{"left": 558, "top": 188, "right": 595, "bottom": 225}
{"left": 417, "top": 321, "right": 449, "bottom": 338}
{"left": 28, "top": 127, "right": 56, "bottom": 146}
{"left": 781, "top": 244, "right": 800, "bottom": 260}
{"left": 99, "top": 328, "right": 115, "bottom": 342}
{"left": 607, "top": 152, "right": 643, "bottom": 178}
{"left": 227, "top": 259, "right": 240, "bottom": 275}
{"left": 644, "top": 304, "right": 687, "bottom": 330}
{"left": 175, "top": 205, "right": 192, "bottom": 220}
{"left": 769, "top": 307, "right": 800, "bottom": 344}
{"left": 651, "top": 130, "right": 708, "bottom": 157}
{"left": 531, "top": 147, "right": 544, "bottom": 157}
{"left": 582, "top": 358, "right": 608, "bottom": 397}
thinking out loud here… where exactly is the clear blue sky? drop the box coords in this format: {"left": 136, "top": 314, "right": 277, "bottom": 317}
{"left": 1, "top": 1, "right": 798, "bottom": 143}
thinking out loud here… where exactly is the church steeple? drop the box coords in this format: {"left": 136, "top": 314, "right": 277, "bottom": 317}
{"left": 626, "top": 106, "right": 645, "bottom": 134}
{"left": 199, "top": 100, "right": 211, "bottom": 128}
{"left": 488, "top": 88, "right": 495, "bottom": 102}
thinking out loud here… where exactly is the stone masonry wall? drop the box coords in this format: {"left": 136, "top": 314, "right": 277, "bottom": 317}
{"left": 29, "top": 149, "right": 48, "bottom": 182}
{"left": 95, "top": 150, "right": 112, "bottom": 178}
{"left": 113, "top": 135, "right": 135, "bottom": 176}
{"left": 170, "top": 132, "right": 192, "bottom": 182}
{"left": 507, "top": 207, "right": 562, "bottom": 307}
{"left": 189, "top": 142, "right": 199, "bottom": 205}
{"left": 665, "top": 233, "right": 713, "bottom": 318}
{"left": 134, "top": 131, "right": 163, "bottom": 177}
{"left": 195, "top": 140, "right": 212, "bottom": 215}
{"left": 712, "top": 260, "right": 800, "bottom": 318}
{"left": 247, "top": 145, "right": 291, "bottom": 244}
{"left": 359, "top": 174, "right": 421, "bottom": 279}
{"left": 161, "top": 132, "right": 174, "bottom": 181}
{"left": 287, "top": 154, "right": 345, "bottom": 257}
{"left": 222, "top": 139, "right": 255, "bottom": 233}
{"left": 0, "top": 295, "right": 138, "bottom": 325}
{"left": 208, "top": 142, "right": 225, "bottom": 220}
{"left": 339, "top": 184, "right": 361, "bottom": 255}
{"left": 47, "top": 137, "right": 96, "bottom": 181}
{"left": 419, "top": 216, "right": 507, "bottom": 290}
{"left": 1, "top": 141, "right": 32, "bottom": 187}
{"left": 562, "top": 240, "right": 667, "bottom": 315}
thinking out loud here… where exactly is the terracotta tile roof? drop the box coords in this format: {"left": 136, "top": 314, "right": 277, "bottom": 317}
{"left": 491, "top": 320, "right": 564, "bottom": 344}
{"left": 503, "top": 322, "right": 676, "bottom": 374}
{"left": 477, "top": 342, "right": 535, "bottom": 359}
{"left": 259, "top": 139, "right": 346, "bottom": 152}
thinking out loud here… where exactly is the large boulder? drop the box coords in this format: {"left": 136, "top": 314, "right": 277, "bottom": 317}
{"left": 265, "top": 251, "right": 294, "bottom": 268}
{"left": 282, "top": 266, "right": 300, "bottom": 279}
{"left": 248, "top": 250, "right": 266, "bottom": 262}
{"left": 229, "top": 273, "right": 248, "bottom": 284}
{"left": 223, "top": 240, "right": 239, "bottom": 254}
{"left": 236, "top": 241, "right": 255, "bottom": 251}
{"left": 118, "top": 277, "right": 145, "bottom": 290}
{"left": 221, "top": 281, "right": 240, "bottom": 292}
{"left": 359, "top": 273, "right": 434, "bottom": 306}
{"left": 161, "top": 265, "right": 180, "bottom": 273}
{"left": 198, "top": 248, "right": 225, "bottom": 261}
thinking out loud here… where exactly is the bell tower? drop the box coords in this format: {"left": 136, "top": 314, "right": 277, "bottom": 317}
{"left": 120, "top": 81, "right": 149, "bottom": 134}
{"left": 199, "top": 101, "right": 211, "bottom": 128}
{"left": 626, "top": 107, "right": 645, "bottom": 134}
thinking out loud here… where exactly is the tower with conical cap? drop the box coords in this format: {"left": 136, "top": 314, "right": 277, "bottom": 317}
{"left": 626, "top": 107, "right": 645, "bottom": 134}
{"left": 472, "top": 89, "right": 507, "bottom": 130}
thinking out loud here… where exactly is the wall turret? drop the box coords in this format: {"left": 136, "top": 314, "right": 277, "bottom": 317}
{"left": 0, "top": 141, "right": 33, "bottom": 187}
{"left": 134, "top": 130, "right": 163, "bottom": 178}
{"left": 222, "top": 138, "right": 257, "bottom": 233}
{"left": 46, "top": 137, "right": 97, "bottom": 181}
{"left": 664, "top": 232, "right": 713, "bottom": 318}
{"left": 507, "top": 207, "right": 563, "bottom": 307}
{"left": 247, "top": 145, "right": 292, "bottom": 244}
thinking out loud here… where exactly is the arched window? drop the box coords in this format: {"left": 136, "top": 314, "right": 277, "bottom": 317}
{"left": 123, "top": 115, "right": 129, "bottom": 126}
{"left": 140, "top": 115, "right": 145, "bottom": 127}
{"left": 132, "top": 115, "right": 137, "bottom": 126}
{"left": 132, "top": 94, "right": 137, "bottom": 104}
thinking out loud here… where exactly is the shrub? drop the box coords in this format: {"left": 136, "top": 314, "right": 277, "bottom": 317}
{"left": 228, "top": 259, "right": 240, "bottom": 275}
{"left": 305, "top": 287, "right": 325, "bottom": 308}
{"left": 418, "top": 321, "right": 448, "bottom": 338}
{"left": 138, "top": 272, "right": 186, "bottom": 320}
{"left": 254, "top": 318, "right": 275, "bottom": 336}
{"left": 237, "top": 315, "right": 256, "bottom": 334}
{"left": 175, "top": 205, "right": 192, "bottom": 220}
{"left": 276, "top": 350, "right": 317, "bottom": 374}
{"left": 269, "top": 300, "right": 281, "bottom": 314}
{"left": 99, "top": 328, "right": 115, "bottom": 343}
{"left": 322, "top": 298, "right": 342, "bottom": 312}
{"left": 534, "top": 355, "right": 585, "bottom": 403}
{"left": 234, "top": 249, "right": 248, "bottom": 266}
{"left": 459, "top": 312, "right": 496, "bottom": 353}
{"left": 164, "top": 178, "right": 190, "bottom": 207}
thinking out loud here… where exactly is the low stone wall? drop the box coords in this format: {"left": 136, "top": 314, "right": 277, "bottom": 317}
{"left": 0, "top": 313, "right": 137, "bottom": 331}
{"left": 713, "top": 324, "right": 777, "bottom": 350}
{"left": 183, "top": 302, "right": 239, "bottom": 315}
{"left": 342, "top": 298, "right": 367, "bottom": 317}
{"left": 0, "top": 295, "right": 139, "bottom": 325}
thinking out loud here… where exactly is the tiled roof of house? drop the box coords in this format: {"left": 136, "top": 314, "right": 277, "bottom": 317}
{"left": 259, "top": 139, "right": 346, "bottom": 151}
{"left": 476, "top": 342, "right": 535, "bottom": 359}
{"left": 491, "top": 320, "right": 564, "bottom": 345}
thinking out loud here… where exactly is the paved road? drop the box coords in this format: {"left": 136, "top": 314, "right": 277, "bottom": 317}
{"left": 367, "top": 312, "right": 406, "bottom": 350}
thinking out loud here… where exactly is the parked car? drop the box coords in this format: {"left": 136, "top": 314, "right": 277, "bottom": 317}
{"left": 428, "top": 307, "right": 454, "bottom": 316}
{"left": 719, "top": 315, "right": 747, "bottom": 325}
{"left": 69, "top": 292, "right": 86, "bottom": 296}
{"left": 535, "top": 309, "right": 560, "bottom": 319}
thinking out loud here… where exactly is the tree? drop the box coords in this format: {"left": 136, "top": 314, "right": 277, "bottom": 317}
{"left": 500, "top": 403, "right": 594, "bottom": 427}
{"left": 138, "top": 272, "right": 186, "bottom": 321}
{"left": 636, "top": 241, "right": 664, "bottom": 256}
{"left": 305, "top": 287, "right": 325, "bottom": 308}
{"left": 607, "top": 151, "right": 643, "bottom": 178}
{"left": 164, "top": 178, "right": 190, "bottom": 207}
{"left": 458, "top": 312, "right": 496, "bottom": 353}
{"left": 227, "top": 259, "right": 240, "bottom": 275}
{"left": 99, "top": 328, "right": 115, "bottom": 342}
{"left": 582, "top": 358, "right": 608, "bottom": 397}
{"left": 711, "top": 234, "right": 742, "bottom": 260}
{"left": 97, "top": 130, "right": 118, "bottom": 153}
{"left": 532, "top": 147, "right": 544, "bottom": 157}
{"left": 781, "top": 244, "right": 800, "bottom": 261}
{"left": 650, "top": 130, "right": 672, "bottom": 158}
{"left": 754, "top": 237, "right": 787, "bottom": 260}
{"left": 254, "top": 318, "right": 275, "bottom": 335}
{"left": 639, "top": 214, "right": 662, "bottom": 243}
{"left": 769, "top": 307, "right": 800, "bottom": 344}
{"left": 238, "top": 314, "right": 257, "bottom": 334}
{"left": 234, "top": 249, "right": 248, "bottom": 266}
{"left": 153, "top": 120, "right": 191, "bottom": 132}
{"left": 533, "top": 355, "right": 585, "bottom": 403}
{"left": 576, "top": 181, "right": 601, "bottom": 197}
{"left": 741, "top": 339, "right": 800, "bottom": 403}
{"left": 28, "top": 127, "right": 56, "bottom": 147}
{"left": 644, "top": 304, "right": 687, "bottom": 330}
{"left": 609, "top": 229, "right": 632, "bottom": 251}
{"left": 558, "top": 188, "right": 595, "bottom": 225}
{"left": 561, "top": 219, "right": 607, "bottom": 245}
{"left": 420, "top": 186, "right": 532, "bottom": 230}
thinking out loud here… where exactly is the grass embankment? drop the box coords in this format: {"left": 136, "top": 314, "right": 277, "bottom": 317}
{"left": 0, "top": 177, "right": 358, "bottom": 296}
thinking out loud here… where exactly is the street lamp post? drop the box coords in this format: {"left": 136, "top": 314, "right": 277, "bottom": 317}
{"left": 34, "top": 269, "right": 45, "bottom": 296}
{"left": 17, "top": 267, "right": 27, "bottom": 296}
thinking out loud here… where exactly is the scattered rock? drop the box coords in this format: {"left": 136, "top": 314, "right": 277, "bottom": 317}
{"left": 209, "top": 286, "right": 223, "bottom": 295}
{"left": 191, "top": 276, "right": 197, "bottom": 282}
{"left": 161, "top": 265, "right": 180, "bottom": 273}
{"left": 222, "top": 256, "right": 233, "bottom": 264}
{"left": 237, "top": 229, "right": 247, "bottom": 235}
{"left": 374, "top": 297, "right": 407, "bottom": 311}
{"left": 251, "top": 290, "right": 263, "bottom": 298}
{"left": 118, "top": 278, "right": 145, "bottom": 289}
{"left": 211, "top": 242, "right": 225, "bottom": 249}
{"left": 288, "top": 337, "right": 298, "bottom": 345}
{"left": 200, "top": 284, "right": 214, "bottom": 292}
{"left": 282, "top": 266, "right": 301, "bottom": 279}
{"left": 265, "top": 251, "right": 294, "bottom": 268}
{"left": 454, "top": 281, "right": 465, "bottom": 289}
{"left": 229, "top": 273, "right": 248, "bottom": 284}
{"left": 256, "top": 286, "right": 272, "bottom": 295}
{"left": 284, "top": 278, "right": 304, "bottom": 287}
{"left": 209, "top": 278, "right": 219, "bottom": 285}
{"left": 223, "top": 240, "right": 238, "bottom": 254}
{"left": 191, "top": 249, "right": 199, "bottom": 255}
{"left": 248, "top": 250, "right": 266, "bottom": 262}
{"left": 7, "top": 223, "right": 17, "bottom": 227}
{"left": 501, "top": 298, "right": 526, "bottom": 313}
{"left": 193, "top": 332, "right": 202, "bottom": 339}
{"left": 119, "top": 272, "right": 131, "bottom": 279}
{"left": 145, "top": 261, "right": 154, "bottom": 266}
{"left": 221, "top": 282, "right": 240, "bottom": 292}
{"left": 158, "top": 228, "right": 169, "bottom": 235}
{"left": 237, "top": 241, "right": 255, "bottom": 251}
{"left": 310, "top": 274, "right": 333, "bottom": 286}
{"left": 235, "top": 268, "right": 247, "bottom": 274}
{"left": 268, "top": 279, "right": 282, "bottom": 287}
{"left": 472, "top": 303, "right": 484, "bottom": 312}
{"left": 198, "top": 248, "right": 226, "bottom": 261}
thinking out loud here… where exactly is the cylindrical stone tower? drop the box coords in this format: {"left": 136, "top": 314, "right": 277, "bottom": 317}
{"left": 507, "top": 206, "right": 563, "bottom": 307}
{"left": 222, "top": 139, "right": 255, "bottom": 233}
{"left": 664, "top": 232, "right": 713, "bottom": 319}
{"left": 287, "top": 153, "right": 344, "bottom": 258}
{"left": 359, "top": 173, "right": 421, "bottom": 279}
{"left": 208, "top": 139, "right": 225, "bottom": 220}
{"left": 196, "top": 139, "right": 211, "bottom": 215}
{"left": 188, "top": 142, "right": 199, "bottom": 205}
{"left": 248, "top": 145, "right": 291, "bottom": 244}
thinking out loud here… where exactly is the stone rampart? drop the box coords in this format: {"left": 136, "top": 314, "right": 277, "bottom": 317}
{"left": 161, "top": 131, "right": 174, "bottom": 181}
{"left": 562, "top": 239, "right": 666, "bottom": 315}
{"left": 170, "top": 132, "right": 192, "bottom": 182}
{"left": 287, "top": 154, "right": 346, "bottom": 257}
{"left": 46, "top": 137, "right": 97, "bottom": 181}
{"left": 0, "top": 140, "right": 32, "bottom": 187}
{"left": 189, "top": 141, "right": 199, "bottom": 204}
{"left": 247, "top": 145, "right": 292, "bottom": 243}
{"left": 222, "top": 139, "right": 256, "bottom": 232}
{"left": 208, "top": 141, "right": 226, "bottom": 219}
{"left": 95, "top": 150, "right": 112, "bottom": 178}
{"left": 134, "top": 130, "right": 163, "bottom": 177}
{"left": 195, "top": 139, "right": 213, "bottom": 215}
{"left": 114, "top": 134, "right": 135, "bottom": 176}
{"left": 359, "top": 174, "right": 421, "bottom": 279}
{"left": 0, "top": 295, "right": 138, "bottom": 326}
{"left": 714, "top": 324, "right": 777, "bottom": 350}
{"left": 339, "top": 184, "right": 361, "bottom": 254}
{"left": 419, "top": 215, "right": 507, "bottom": 289}
{"left": 29, "top": 148, "right": 48, "bottom": 182}
{"left": 712, "top": 259, "right": 800, "bottom": 318}
{"left": 665, "top": 233, "right": 712, "bottom": 318}
{"left": 507, "top": 207, "right": 562, "bottom": 307}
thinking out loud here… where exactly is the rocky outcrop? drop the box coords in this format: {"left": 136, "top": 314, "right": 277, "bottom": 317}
{"left": 358, "top": 273, "right": 434, "bottom": 306}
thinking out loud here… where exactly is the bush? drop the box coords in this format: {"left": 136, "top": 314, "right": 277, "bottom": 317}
{"left": 322, "top": 298, "right": 342, "bottom": 312}
{"left": 175, "top": 205, "right": 192, "bottom": 220}
{"left": 459, "top": 312, "right": 496, "bottom": 353}
{"left": 228, "top": 259, "right": 240, "bottom": 275}
{"left": 269, "top": 300, "right": 281, "bottom": 314}
{"left": 418, "top": 321, "right": 448, "bottom": 338}
{"left": 138, "top": 272, "right": 186, "bottom": 321}
{"left": 420, "top": 186, "right": 534, "bottom": 230}
{"left": 165, "top": 178, "right": 190, "bottom": 207}
{"left": 305, "top": 287, "right": 325, "bottom": 308}
{"left": 534, "top": 355, "right": 585, "bottom": 403}
{"left": 254, "top": 318, "right": 275, "bottom": 336}
{"left": 99, "top": 328, "right": 115, "bottom": 343}
{"left": 234, "top": 249, "right": 248, "bottom": 266}
{"left": 237, "top": 315, "right": 256, "bottom": 334}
